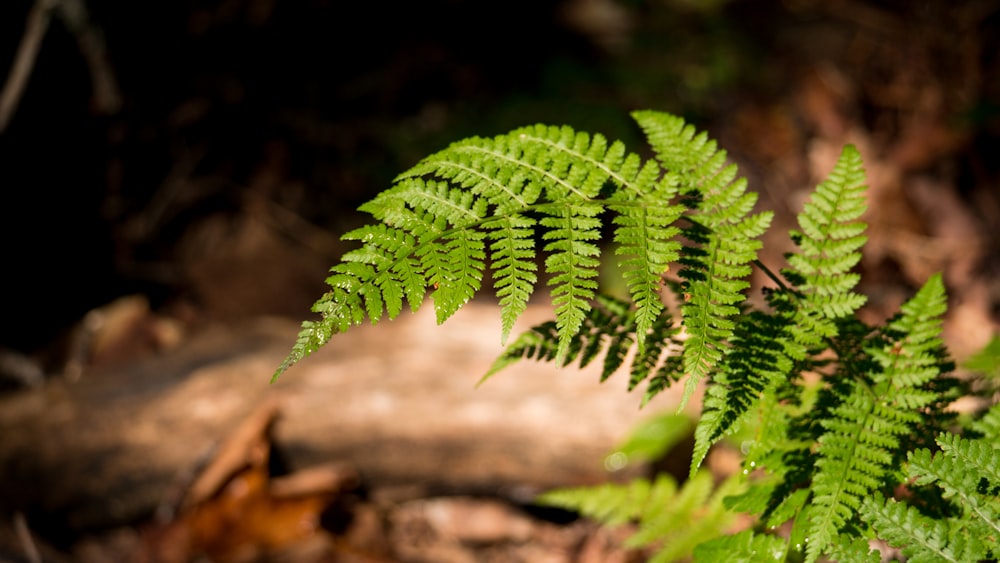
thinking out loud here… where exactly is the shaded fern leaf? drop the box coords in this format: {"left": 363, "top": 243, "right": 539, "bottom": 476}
{"left": 480, "top": 294, "right": 678, "bottom": 390}
{"left": 825, "top": 534, "right": 883, "bottom": 563}
{"left": 628, "top": 311, "right": 683, "bottom": 395}
{"left": 536, "top": 474, "right": 673, "bottom": 527}
{"left": 691, "top": 308, "right": 794, "bottom": 476}
{"left": 970, "top": 401, "right": 1000, "bottom": 440}
{"left": 632, "top": 111, "right": 772, "bottom": 411}
{"left": 805, "top": 274, "right": 952, "bottom": 562}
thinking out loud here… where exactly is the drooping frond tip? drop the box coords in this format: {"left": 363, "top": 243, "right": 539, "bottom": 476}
{"left": 273, "top": 113, "right": 691, "bottom": 381}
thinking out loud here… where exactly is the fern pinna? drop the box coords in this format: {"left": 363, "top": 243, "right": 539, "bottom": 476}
{"left": 272, "top": 110, "right": 757, "bottom": 388}
{"left": 276, "top": 110, "right": 998, "bottom": 561}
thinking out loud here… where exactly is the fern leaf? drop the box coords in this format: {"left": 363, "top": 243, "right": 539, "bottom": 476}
{"left": 691, "top": 309, "right": 794, "bottom": 475}
{"left": 421, "top": 229, "right": 486, "bottom": 324}
{"left": 538, "top": 472, "right": 743, "bottom": 563}
{"left": 861, "top": 493, "right": 978, "bottom": 563}
{"left": 692, "top": 530, "right": 788, "bottom": 563}
{"left": 910, "top": 434, "right": 1000, "bottom": 537}
{"left": 805, "top": 383, "right": 890, "bottom": 563}
{"left": 825, "top": 534, "right": 884, "bottom": 563}
{"left": 805, "top": 274, "right": 953, "bottom": 562}
{"left": 970, "top": 401, "right": 1000, "bottom": 439}
{"left": 610, "top": 163, "right": 684, "bottom": 349}
{"left": 783, "top": 145, "right": 868, "bottom": 355}
{"left": 631, "top": 110, "right": 772, "bottom": 411}
{"left": 481, "top": 294, "right": 628, "bottom": 382}
{"left": 484, "top": 215, "right": 538, "bottom": 343}
{"left": 629, "top": 312, "right": 681, "bottom": 393}
{"left": 536, "top": 474, "right": 674, "bottom": 527}
{"left": 636, "top": 472, "right": 743, "bottom": 563}
{"left": 539, "top": 203, "right": 603, "bottom": 360}
{"left": 678, "top": 210, "right": 772, "bottom": 411}
{"left": 275, "top": 117, "right": 665, "bottom": 380}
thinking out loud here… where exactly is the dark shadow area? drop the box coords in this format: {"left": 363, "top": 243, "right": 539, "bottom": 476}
{"left": 1, "top": 0, "right": 999, "bottom": 560}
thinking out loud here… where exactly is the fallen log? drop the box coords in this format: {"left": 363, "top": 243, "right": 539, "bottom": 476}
{"left": 0, "top": 302, "right": 686, "bottom": 534}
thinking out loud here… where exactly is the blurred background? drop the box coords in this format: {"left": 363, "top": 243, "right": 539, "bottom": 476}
{"left": 2, "top": 0, "right": 996, "bottom": 361}
{"left": 1, "top": 0, "right": 999, "bottom": 560}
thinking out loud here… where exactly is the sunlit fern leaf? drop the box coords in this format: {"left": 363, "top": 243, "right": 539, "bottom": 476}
{"left": 861, "top": 493, "right": 985, "bottom": 563}
{"left": 484, "top": 215, "right": 538, "bottom": 344}
{"left": 909, "top": 434, "right": 1000, "bottom": 538}
{"left": 393, "top": 178, "right": 489, "bottom": 227}
{"left": 537, "top": 472, "right": 743, "bottom": 563}
{"left": 692, "top": 529, "right": 789, "bottom": 563}
{"left": 630, "top": 110, "right": 718, "bottom": 187}
{"left": 274, "top": 116, "right": 672, "bottom": 380}
{"left": 433, "top": 229, "right": 486, "bottom": 323}
{"left": 609, "top": 161, "right": 684, "bottom": 350}
{"left": 539, "top": 203, "right": 604, "bottom": 360}
{"left": 631, "top": 110, "right": 772, "bottom": 412}
{"left": 783, "top": 144, "right": 868, "bottom": 356}
{"left": 271, "top": 319, "right": 328, "bottom": 382}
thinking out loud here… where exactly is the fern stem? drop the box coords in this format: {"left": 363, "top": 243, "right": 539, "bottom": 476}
{"left": 753, "top": 258, "right": 789, "bottom": 292}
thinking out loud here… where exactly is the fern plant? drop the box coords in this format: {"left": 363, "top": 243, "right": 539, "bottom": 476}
{"left": 273, "top": 110, "right": 999, "bottom": 562}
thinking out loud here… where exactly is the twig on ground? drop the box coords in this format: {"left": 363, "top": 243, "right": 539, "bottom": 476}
{"left": 0, "top": 0, "right": 55, "bottom": 133}
{"left": 0, "top": 0, "right": 120, "bottom": 134}
{"left": 13, "top": 512, "right": 42, "bottom": 563}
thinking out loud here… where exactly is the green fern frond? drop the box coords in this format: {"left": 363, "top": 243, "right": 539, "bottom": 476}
{"left": 859, "top": 434, "right": 1000, "bottom": 562}
{"left": 692, "top": 529, "right": 788, "bottom": 562}
{"left": 825, "top": 534, "right": 883, "bottom": 563}
{"left": 631, "top": 110, "right": 772, "bottom": 411}
{"left": 537, "top": 471, "right": 743, "bottom": 563}
{"left": 634, "top": 473, "right": 744, "bottom": 563}
{"left": 275, "top": 113, "right": 702, "bottom": 381}
{"left": 483, "top": 214, "right": 539, "bottom": 343}
{"left": 480, "top": 294, "right": 680, "bottom": 390}
{"left": 805, "top": 274, "right": 953, "bottom": 562}
{"left": 862, "top": 273, "right": 950, "bottom": 446}
{"left": 691, "top": 309, "right": 794, "bottom": 475}
{"left": 970, "top": 401, "right": 1000, "bottom": 440}
{"left": 629, "top": 110, "right": 722, "bottom": 191}
{"left": 676, "top": 211, "right": 772, "bottom": 411}
{"left": 783, "top": 145, "right": 868, "bottom": 356}
{"left": 609, "top": 174, "right": 684, "bottom": 350}
{"left": 910, "top": 434, "right": 1000, "bottom": 534}
{"left": 537, "top": 473, "right": 676, "bottom": 527}
{"left": 861, "top": 493, "right": 989, "bottom": 563}
{"left": 539, "top": 203, "right": 604, "bottom": 359}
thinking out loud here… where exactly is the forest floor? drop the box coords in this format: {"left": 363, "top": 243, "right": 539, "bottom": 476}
{"left": 1, "top": 1, "right": 998, "bottom": 562}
